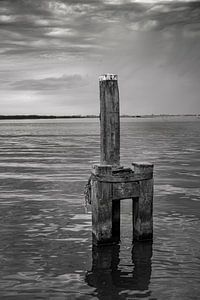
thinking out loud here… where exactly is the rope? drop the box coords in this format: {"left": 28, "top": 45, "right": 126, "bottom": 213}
{"left": 84, "top": 175, "right": 92, "bottom": 210}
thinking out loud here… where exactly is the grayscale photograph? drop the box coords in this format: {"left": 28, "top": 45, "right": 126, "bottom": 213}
{"left": 0, "top": 0, "right": 200, "bottom": 299}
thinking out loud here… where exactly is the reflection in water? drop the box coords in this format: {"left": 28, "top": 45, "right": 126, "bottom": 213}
{"left": 86, "top": 242, "right": 153, "bottom": 299}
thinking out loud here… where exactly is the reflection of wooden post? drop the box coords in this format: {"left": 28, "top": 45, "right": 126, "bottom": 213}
{"left": 99, "top": 74, "right": 120, "bottom": 166}
{"left": 132, "top": 241, "right": 152, "bottom": 290}
{"left": 92, "top": 244, "right": 120, "bottom": 270}
{"left": 85, "top": 243, "right": 152, "bottom": 296}
{"left": 112, "top": 200, "right": 120, "bottom": 243}
{"left": 132, "top": 163, "right": 153, "bottom": 241}
{"left": 85, "top": 245, "right": 120, "bottom": 298}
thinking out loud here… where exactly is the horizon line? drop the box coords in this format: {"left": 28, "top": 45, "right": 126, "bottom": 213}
{"left": 0, "top": 114, "right": 199, "bottom": 120}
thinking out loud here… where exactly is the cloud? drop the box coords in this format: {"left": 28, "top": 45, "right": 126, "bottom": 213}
{"left": 0, "top": 0, "right": 200, "bottom": 58}
{"left": 146, "top": 1, "right": 200, "bottom": 31}
{"left": 0, "top": 0, "right": 200, "bottom": 115}
{"left": 11, "top": 74, "right": 88, "bottom": 91}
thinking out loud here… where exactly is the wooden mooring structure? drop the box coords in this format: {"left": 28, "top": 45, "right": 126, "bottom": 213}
{"left": 86, "top": 74, "right": 154, "bottom": 245}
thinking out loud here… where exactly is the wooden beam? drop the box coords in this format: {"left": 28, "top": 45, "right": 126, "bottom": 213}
{"left": 112, "top": 182, "right": 140, "bottom": 200}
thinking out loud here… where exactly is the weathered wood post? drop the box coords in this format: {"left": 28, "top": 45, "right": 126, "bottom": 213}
{"left": 87, "top": 74, "right": 154, "bottom": 245}
{"left": 91, "top": 165, "right": 113, "bottom": 245}
{"left": 100, "top": 74, "right": 121, "bottom": 243}
{"left": 99, "top": 74, "right": 120, "bottom": 166}
{"left": 132, "top": 163, "right": 154, "bottom": 241}
{"left": 91, "top": 74, "right": 121, "bottom": 245}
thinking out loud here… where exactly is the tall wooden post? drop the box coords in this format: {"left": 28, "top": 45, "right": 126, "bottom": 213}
{"left": 99, "top": 74, "right": 120, "bottom": 166}
{"left": 90, "top": 74, "right": 121, "bottom": 245}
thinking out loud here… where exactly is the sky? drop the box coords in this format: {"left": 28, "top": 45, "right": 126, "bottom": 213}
{"left": 0, "top": 0, "right": 200, "bottom": 115}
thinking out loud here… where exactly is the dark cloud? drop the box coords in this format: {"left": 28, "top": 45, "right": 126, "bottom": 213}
{"left": 1, "top": 0, "right": 200, "bottom": 57}
{"left": 146, "top": 1, "right": 200, "bottom": 31}
{"left": 11, "top": 74, "right": 88, "bottom": 91}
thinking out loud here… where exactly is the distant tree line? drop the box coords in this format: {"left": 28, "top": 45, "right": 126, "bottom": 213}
{"left": 0, "top": 114, "right": 199, "bottom": 120}
{"left": 0, "top": 115, "right": 98, "bottom": 120}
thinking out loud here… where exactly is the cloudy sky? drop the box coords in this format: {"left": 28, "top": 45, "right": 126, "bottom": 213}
{"left": 0, "top": 0, "right": 200, "bottom": 115}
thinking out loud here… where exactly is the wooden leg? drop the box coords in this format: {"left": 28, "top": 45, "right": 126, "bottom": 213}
{"left": 132, "top": 163, "right": 154, "bottom": 241}
{"left": 91, "top": 165, "right": 114, "bottom": 245}
{"left": 132, "top": 178, "right": 153, "bottom": 241}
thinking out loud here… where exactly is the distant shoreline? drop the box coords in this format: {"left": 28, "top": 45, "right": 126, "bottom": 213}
{"left": 0, "top": 114, "right": 199, "bottom": 120}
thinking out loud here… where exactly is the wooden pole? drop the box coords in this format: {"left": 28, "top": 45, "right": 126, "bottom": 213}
{"left": 99, "top": 74, "right": 120, "bottom": 166}
{"left": 132, "top": 163, "right": 153, "bottom": 241}
{"left": 91, "top": 165, "right": 113, "bottom": 245}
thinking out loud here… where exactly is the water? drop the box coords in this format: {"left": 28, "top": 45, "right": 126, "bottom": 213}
{"left": 0, "top": 118, "right": 199, "bottom": 299}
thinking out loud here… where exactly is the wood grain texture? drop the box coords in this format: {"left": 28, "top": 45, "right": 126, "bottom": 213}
{"left": 99, "top": 79, "right": 120, "bottom": 166}
{"left": 91, "top": 165, "right": 114, "bottom": 245}
{"left": 132, "top": 162, "right": 153, "bottom": 177}
{"left": 112, "top": 182, "right": 140, "bottom": 200}
{"left": 91, "top": 173, "right": 152, "bottom": 183}
{"left": 133, "top": 179, "right": 153, "bottom": 241}
{"left": 132, "top": 163, "right": 154, "bottom": 241}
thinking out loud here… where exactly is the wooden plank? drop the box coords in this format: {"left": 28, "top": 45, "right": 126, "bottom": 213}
{"left": 91, "top": 173, "right": 153, "bottom": 183}
{"left": 99, "top": 74, "right": 120, "bottom": 166}
{"left": 113, "top": 182, "right": 140, "bottom": 200}
{"left": 132, "top": 162, "right": 153, "bottom": 177}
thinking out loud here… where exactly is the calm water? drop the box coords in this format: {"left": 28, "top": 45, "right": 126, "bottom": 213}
{"left": 0, "top": 118, "right": 199, "bottom": 300}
